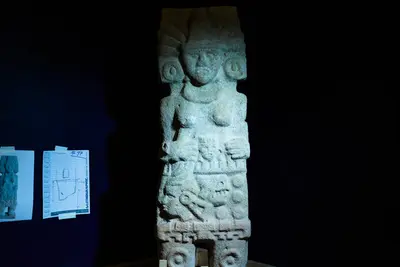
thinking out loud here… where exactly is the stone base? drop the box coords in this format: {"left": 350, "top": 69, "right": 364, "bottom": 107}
{"left": 195, "top": 248, "right": 272, "bottom": 267}
{"left": 107, "top": 258, "right": 274, "bottom": 267}
{"left": 0, "top": 214, "right": 15, "bottom": 219}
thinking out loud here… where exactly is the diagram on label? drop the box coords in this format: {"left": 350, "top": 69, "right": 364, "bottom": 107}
{"left": 54, "top": 168, "right": 79, "bottom": 201}
{"left": 43, "top": 150, "right": 90, "bottom": 219}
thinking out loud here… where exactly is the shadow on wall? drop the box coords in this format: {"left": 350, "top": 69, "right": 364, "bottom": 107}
{"left": 95, "top": 93, "right": 162, "bottom": 266}
{"left": 94, "top": 33, "right": 162, "bottom": 267}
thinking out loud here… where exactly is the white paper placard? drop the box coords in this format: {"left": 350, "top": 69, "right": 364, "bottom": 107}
{"left": 0, "top": 148, "right": 35, "bottom": 223}
{"left": 43, "top": 148, "right": 90, "bottom": 219}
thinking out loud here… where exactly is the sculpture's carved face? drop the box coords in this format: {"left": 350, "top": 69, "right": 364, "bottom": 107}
{"left": 183, "top": 47, "right": 223, "bottom": 85}
{"left": 199, "top": 136, "right": 218, "bottom": 161}
{"left": 197, "top": 174, "right": 231, "bottom": 207}
{"left": 160, "top": 185, "right": 181, "bottom": 217}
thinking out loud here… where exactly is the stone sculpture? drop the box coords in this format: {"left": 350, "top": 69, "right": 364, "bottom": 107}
{"left": 0, "top": 156, "right": 19, "bottom": 219}
{"left": 156, "top": 7, "right": 250, "bottom": 267}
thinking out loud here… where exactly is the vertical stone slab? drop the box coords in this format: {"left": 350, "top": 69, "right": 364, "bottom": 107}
{"left": 157, "top": 6, "right": 250, "bottom": 267}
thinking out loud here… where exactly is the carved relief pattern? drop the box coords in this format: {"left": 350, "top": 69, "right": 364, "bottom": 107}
{"left": 157, "top": 6, "right": 250, "bottom": 266}
{"left": 167, "top": 247, "right": 191, "bottom": 267}
{"left": 157, "top": 219, "right": 251, "bottom": 243}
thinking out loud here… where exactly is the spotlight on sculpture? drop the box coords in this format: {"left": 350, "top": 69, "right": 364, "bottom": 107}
{"left": 156, "top": 6, "right": 250, "bottom": 267}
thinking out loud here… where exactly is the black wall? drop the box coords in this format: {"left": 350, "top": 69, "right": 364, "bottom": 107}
{"left": 1, "top": 2, "right": 390, "bottom": 267}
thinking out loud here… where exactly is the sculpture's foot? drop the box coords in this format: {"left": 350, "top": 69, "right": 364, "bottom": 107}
{"left": 7, "top": 208, "right": 16, "bottom": 218}
{"left": 160, "top": 242, "right": 196, "bottom": 267}
{"left": 211, "top": 239, "right": 248, "bottom": 267}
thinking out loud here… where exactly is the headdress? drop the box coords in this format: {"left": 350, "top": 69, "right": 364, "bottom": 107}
{"left": 158, "top": 7, "right": 247, "bottom": 84}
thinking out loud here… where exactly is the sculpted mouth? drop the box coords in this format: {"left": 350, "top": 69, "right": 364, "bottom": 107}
{"left": 211, "top": 189, "right": 230, "bottom": 198}
{"left": 196, "top": 67, "right": 210, "bottom": 74}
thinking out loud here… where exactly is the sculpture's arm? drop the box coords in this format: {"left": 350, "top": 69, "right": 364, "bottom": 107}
{"left": 237, "top": 92, "right": 249, "bottom": 141}
{"left": 160, "top": 96, "right": 177, "bottom": 162}
{"left": 13, "top": 157, "right": 19, "bottom": 173}
{"left": 226, "top": 93, "right": 250, "bottom": 159}
{"left": 238, "top": 93, "right": 250, "bottom": 158}
{"left": 13, "top": 174, "right": 18, "bottom": 190}
{"left": 159, "top": 96, "right": 198, "bottom": 163}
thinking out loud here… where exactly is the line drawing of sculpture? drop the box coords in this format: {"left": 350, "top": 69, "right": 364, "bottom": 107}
{"left": 54, "top": 168, "right": 77, "bottom": 201}
{"left": 0, "top": 155, "right": 19, "bottom": 219}
{"left": 156, "top": 6, "right": 250, "bottom": 267}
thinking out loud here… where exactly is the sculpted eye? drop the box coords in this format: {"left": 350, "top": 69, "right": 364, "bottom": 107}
{"left": 185, "top": 50, "right": 199, "bottom": 58}
{"left": 207, "top": 52, "right": 217, "bottom": 58}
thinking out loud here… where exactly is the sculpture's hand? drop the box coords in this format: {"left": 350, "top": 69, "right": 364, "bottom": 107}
{"left": 225, "top": 138, "right": 250, "bottom": 159}
{"left": 169, "top": 139, "right": 199, "bottom": 161}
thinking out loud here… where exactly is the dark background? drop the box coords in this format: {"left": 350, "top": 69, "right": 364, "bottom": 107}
{"left": 0, "top": 2, "right": 391, "bottom": 267}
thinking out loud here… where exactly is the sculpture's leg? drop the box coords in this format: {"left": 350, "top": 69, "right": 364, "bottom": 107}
{"left": 0, "top": 202, "right": 5, "bottom": 216}
{"left": 7, "top": 206, "right": 16, "bottom": 217}
{"left": 211, "top": 240, "right": 248, "bottom": 267}
{"left": 9, "top": 196, "right": 17, "bottom": 217}
{"left": 160, "top": 241, "right": 196, "bottom": 267}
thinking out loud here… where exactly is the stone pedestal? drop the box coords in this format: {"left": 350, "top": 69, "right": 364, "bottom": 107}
{"left": 106, "top": 259, "right": 274, "bottom": 267}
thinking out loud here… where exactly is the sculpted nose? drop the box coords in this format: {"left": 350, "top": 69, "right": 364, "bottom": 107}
{"left": 197, "top": 52, "right": 208, "bottom": 66}
{"left": 159, "top": 195, "right": 167, "bottom": 205}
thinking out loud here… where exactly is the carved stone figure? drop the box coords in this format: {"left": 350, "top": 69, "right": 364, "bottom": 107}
{"left": 0, "top": 156, "right": 19, "bottom": 219}
{"left": 157, "top": 7, "right": 250, "bottom": 267}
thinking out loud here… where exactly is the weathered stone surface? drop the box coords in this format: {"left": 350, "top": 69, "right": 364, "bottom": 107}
{"left": 157, "top": 6, "right": 250, "bottom": 267}
{"left": 0, "top": 156, "right": 19, "bottom": 219}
